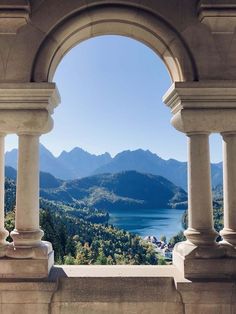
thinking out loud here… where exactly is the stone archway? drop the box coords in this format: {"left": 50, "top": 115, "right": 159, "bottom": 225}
{"left": 0, "top": 1, "right": 235, "bottom": 283}
{"left": 31, "top": 5, "right": 197, "bottom": 83}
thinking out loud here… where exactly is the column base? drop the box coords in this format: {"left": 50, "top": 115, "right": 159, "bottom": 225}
{"left": 184, "top": 228, "right": 218, "bottom": 246}
{"left": 0, "top": 241, "right": 54, "bottom": 278}
{"left": 6, "top": 241, "right": 52, "bottom": 259}
{"left": 10, "top": 228, "right": 44, "bottom": 247}
{"left": 220, "top": 228, "right": 236, "bottom": 246}
{"left": 172, "top": 241, "right": 236, "bottom": 279}
{"left": 0, "top": 251, "right": 54, "bottom": 279}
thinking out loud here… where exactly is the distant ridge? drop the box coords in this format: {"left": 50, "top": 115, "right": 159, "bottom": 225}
{"left": 5, "top": 166, "right": 62, "bottom": 189}
{"left": 58, "top": 147, "right": 112, "bottom": 178}
{"left": 5, "top": 145, "right": 223, "bottom": 190}
{"left": 5, "top": 167, "right": 187, "bottom": 210}
{"left": 39, "top": 170, "right": 188, "bottom": 210}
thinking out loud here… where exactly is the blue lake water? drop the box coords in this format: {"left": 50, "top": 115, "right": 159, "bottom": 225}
{"left": 109, "top": 208, "right": 186, "bottom": 240}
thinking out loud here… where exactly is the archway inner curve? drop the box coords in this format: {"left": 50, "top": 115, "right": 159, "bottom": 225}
{"left": 32, "top": 5, "right": 197, "bottom": 83}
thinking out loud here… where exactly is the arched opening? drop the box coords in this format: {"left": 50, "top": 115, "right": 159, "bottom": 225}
{"left": 32, "top": 5, "right": 197, "bottom": 83}
{"left": 31, "top": 34, "right": 188, "bottom": 265}
{"left": 22, "top": 4, "right": 198, "bottom": 266}
{"left": 0, "top": 3, "right": 226, "bottom": 274}
{"left": 27, "top": 5, "right": 197, "bottom": 266}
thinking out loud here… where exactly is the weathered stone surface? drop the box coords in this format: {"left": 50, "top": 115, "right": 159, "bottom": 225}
{"left": 0, "top": 266, "right": 234, "bottom": 314}
{"left": 0, "top": 250, "right": 54, "bottom": 279}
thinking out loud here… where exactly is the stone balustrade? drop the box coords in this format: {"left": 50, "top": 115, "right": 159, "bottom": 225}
{"left": 0, "top": 81, "right": 236, "bottom": 280}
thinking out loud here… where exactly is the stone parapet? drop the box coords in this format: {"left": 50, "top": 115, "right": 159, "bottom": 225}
{"left": 0, "top": 265, "right": 234, "bottom": 314}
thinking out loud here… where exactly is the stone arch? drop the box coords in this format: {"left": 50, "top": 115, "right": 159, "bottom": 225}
{"left": 32, "top": 5, "right": 198, "bottom": 83}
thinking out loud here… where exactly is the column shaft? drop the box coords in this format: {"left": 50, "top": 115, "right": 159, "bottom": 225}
{"left": 11, "top": 134, "right": 43, "bottom": 247}
{"left": 0, "top": 135, "right": 8, "bottom": 246}
{"left": 220, "top": 133, "right": 236, "bottom": 245}
{"left": 185, "top": 133, "right": 217, "bottom": 245}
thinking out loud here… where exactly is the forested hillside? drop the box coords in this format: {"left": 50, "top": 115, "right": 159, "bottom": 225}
{"left": 4, "top": 178, "right": 160, "bottom": 265}
{"left": 40, "top": 171, "right": 188, "bottom": 210}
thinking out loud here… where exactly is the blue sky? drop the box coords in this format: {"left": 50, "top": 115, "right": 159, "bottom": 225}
{"left": 6, "top": 35, "right": 222, "bottom": 162}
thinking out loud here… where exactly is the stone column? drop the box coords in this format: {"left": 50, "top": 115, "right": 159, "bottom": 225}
{"left": 220, "top": 133, "right": 236, "bottom": 246}
{"left": 10, "top": 134, "right": 43, "bottom": 248}
{"left": 162, "top": 82, "right": 233, "bottom": 279}
{"left": 0, "top": 134, "right": 9, "bottom": 254}
{"left": 0, "top": 83, "right": 59, "bottom": 278}
{"left": 184, "top": 132, "right": 217, "bottom": 246}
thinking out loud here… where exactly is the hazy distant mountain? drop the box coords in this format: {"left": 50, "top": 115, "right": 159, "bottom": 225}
{"left": 5, "top": 145, "right": 70, "bottom": 180}
{"left": 93, "top": 149, "right": 223, "bottom": 190}
{"left": 38, "top": 145, "right": 71, "bottom": 179}
{"left": 211, "top": 163, "right": 223, "bottom": 191}
{"left": 58, "top": 147, "right": 112, "bottom": 178}
{"left": 5, "top": 149, "right": 17, "bottom": 169}
{"left": 40, "top": 171, "right": 188, "bottom": 210}
{"left": 5, "top": 145, "right": 111, "bottom": 180}
{"left": 5, "top": 146, "right": 223, "bottom": 190}
{"left": 5, "top": 166, "right": 17, "bottom": 181}
{"left": 5, "top": 166, "right": 63, "bottom": 189}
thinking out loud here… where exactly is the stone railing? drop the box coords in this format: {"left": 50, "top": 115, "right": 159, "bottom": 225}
{"left": 0, "top": 81, "right": 236, "bottom": 282}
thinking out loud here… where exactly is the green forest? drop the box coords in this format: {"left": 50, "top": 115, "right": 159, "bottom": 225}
{"left": 5, "top": 178, "right": 163, "bottom": 265}
{"left": 4, "top": 177, "right": 224, "bottom": 265}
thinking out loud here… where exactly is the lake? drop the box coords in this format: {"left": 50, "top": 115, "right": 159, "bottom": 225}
{"left": 109, "top": 208, "right": 186, "bottom": 240}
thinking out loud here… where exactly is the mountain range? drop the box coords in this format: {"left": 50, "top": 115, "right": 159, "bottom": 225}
{"left": 39, "top": 170, "right": 188, "bottom": 210}
{"left": 5, "top": 167, "right": 187, "bottom": 210}
{"left": 5, "top": 145, "right": 223, "bottom": 191}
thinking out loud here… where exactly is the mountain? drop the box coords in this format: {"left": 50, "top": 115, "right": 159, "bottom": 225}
{"left": 5, "top": 166, "right": 17, "bottom": 181}
{"left": 5, "top": 149, "right": 17, "bottom": 169}
{"left": 5, "top": 166, "right": 62, "bottom": 189}
{"left": 5, "top": 145, "right": 111, "bottom": 180}
{"left": 5, "top": 145, "right": 70, "bottom": 180}
{"left": 93, "top": 149, "right": 223, "bottom": 190}
{"left": 58, "top": 147, "right": 112, "bottom": 178}
{"left": 93, "top": 149, "right": 188, "bottom": 189}
{"left": 40, "top": 170, "right": 188, "bottom": 210}
{"left": 5, "top": 146, "right": 223, "bottom": 190}
{"left": 38, "top": 145, "right": 70, "bottom": 179}
{"left": 211, "top": 163, "right": 223, "bottom": 191}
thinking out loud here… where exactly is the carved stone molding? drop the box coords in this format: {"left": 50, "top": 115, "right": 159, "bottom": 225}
{"left": 198, "top": 0, "right": 236, "bottom": 34}
{"left": 0, "top": 0, "right": 30, "bottom": 34}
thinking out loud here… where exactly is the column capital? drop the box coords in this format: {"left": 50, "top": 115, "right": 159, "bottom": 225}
{"left": 221, "top": 131, "right": 236, "bottom": 137}
{"left": 186, "top": 131, "right": 210, "bottom": 136}
{"left": 0, "top": 83, "right": 60, "bottom": 113}
{"left": 198, "top": 0, "right": 236, "bottom": 34}
{"left": 0, "top": 83, "right": 60, "bottom": 134}
{"left": 163, "top": 81, "right": 236, "bottom": 134}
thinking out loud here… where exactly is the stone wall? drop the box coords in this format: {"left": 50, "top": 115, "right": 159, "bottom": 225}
{"left": 0, "top": 265, "right": 235, "bottom": 314}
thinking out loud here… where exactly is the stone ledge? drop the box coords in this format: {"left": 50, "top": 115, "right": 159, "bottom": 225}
{"left": 49, "top": 265, "right": 185, "bottom": 279}
{"left": 198, "top": 0, "right": 236, "bottom": 33}
{"left": 0, "top": 265, "right": 234, "bottom": 314}
{"left": 0, "top": 1, "right": 30, "bottom": 34}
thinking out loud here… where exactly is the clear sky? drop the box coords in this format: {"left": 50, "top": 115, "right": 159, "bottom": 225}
{"left": 5, "top": 35, "right": 222, "bottom": 162}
